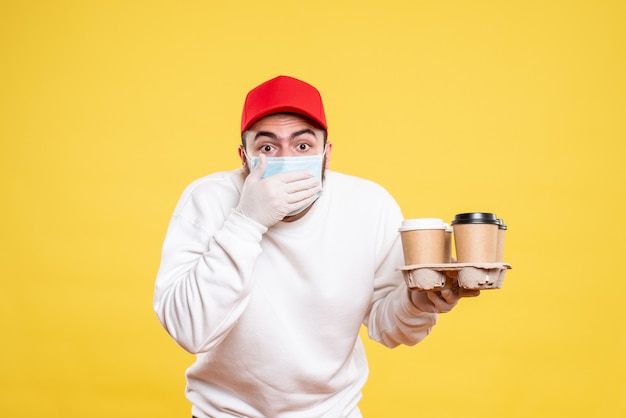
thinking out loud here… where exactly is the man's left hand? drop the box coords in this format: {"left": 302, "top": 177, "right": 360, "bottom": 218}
{"left": 410, "top": 283, "right": 480, "bottom": 313}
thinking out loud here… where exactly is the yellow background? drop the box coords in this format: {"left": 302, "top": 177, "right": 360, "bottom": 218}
{"left": 1, "top": 1, "right": 624, "bottom": 416}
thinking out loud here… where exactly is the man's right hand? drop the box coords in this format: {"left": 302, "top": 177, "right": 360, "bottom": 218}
{"left": 235, "top": 154, "right": 321, "bottom": 228}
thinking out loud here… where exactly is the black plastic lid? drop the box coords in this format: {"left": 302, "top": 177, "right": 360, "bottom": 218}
{"left": 451, "top": 212, "right": 499, "bottom": 225}
{"left": 497, "top": 218, "right": 508, "bottom": 230}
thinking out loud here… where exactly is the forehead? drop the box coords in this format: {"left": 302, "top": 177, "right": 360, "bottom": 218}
{"left": 248, "top": 113, "right": 320, "bottom": 133}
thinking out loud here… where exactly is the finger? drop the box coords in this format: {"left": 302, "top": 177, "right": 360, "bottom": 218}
{"left": 459, "top": 288, "right": 481, "bottom": 298}
{"left": 284, "top": 184, "right": 322, "bottom": 206}
{"left": 426, "top": 291, "right": 454, "bottom": 312}
{"left": 271, "top": 169, "right": 316, "bottom": 183}
{"left": 439, "top": 288, "right": 458, "bottom": 305}
{"left": 283, "top": 177, "right": 321, "bottom": 194}
{"left": 426, "top": 290, "right": 445, "bottom": 306}
{"left": 248, "top": 153, "right": 266, "bottom": 181}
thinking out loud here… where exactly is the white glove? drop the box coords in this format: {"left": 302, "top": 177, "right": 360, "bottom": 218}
{"left": 410, "top": 286, "right": 480, "bottom": 313}
{"left": 236, "top": 154, "right": 321, "bottom": 228}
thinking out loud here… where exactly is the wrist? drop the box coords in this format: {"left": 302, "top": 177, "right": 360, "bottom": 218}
{"left": 230, "top": 208, "right": 268, "bottom": 232}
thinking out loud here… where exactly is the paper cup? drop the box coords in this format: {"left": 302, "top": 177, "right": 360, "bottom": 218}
{"left": 451, "top": 213, "right": 499, "bottom": 263}
{"left": 399, "top": 218, "right": 447, "bottom": 265}
{"left": 496, "top": 219, "right": 507, "bottom": 262}
{"left": 444, "top": 223, "right": 453, "bottom": 263}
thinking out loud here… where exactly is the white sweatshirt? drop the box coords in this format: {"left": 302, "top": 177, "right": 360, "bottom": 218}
{"left": 154, "top": 169, "right": 437, "bottom": 418}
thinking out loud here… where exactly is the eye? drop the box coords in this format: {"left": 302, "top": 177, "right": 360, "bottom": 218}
{"left": 297, "top": 143, "right": 311, "bottom": 151}
{"left": 260, "top": 144, "right": 274, "bottom": 153}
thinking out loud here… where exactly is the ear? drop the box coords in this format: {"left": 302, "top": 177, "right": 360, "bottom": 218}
{"left": 238, "top": 145, "right": 250, "bottom": 174}
{"left": 323, "top": 142, "right": 333, "bottom": 169}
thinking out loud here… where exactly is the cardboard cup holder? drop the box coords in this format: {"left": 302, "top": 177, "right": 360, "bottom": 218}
{"left": 398, "top": 262, "right": 512, "bottom": 291}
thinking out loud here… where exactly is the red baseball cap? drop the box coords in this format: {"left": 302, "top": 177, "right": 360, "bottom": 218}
{"left": 241, "top": 75, "right": 327, "bottom": 134}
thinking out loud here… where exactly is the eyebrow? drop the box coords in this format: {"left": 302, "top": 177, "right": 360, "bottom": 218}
{"left": 253, "top": 128, "right": 318, "bottom": 142}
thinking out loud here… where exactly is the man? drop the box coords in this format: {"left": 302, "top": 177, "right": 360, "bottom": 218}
{"left": 154, "top": 75, "right": 478, "bottom": 417}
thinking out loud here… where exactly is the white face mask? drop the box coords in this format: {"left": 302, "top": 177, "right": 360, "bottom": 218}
{"left": 246, "top": 149, "right": 326, "bottom": 216}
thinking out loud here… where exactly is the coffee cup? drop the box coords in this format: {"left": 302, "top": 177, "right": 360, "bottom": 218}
{"left": 399, "top": 218, "right": 447, "bottom": 265}
{"left": 444, "top": 223, "right": 453, "bottom": 263}
{"left": 496, "top": 219, "right": 507, "bottom": 262}
{"left": 451, "top": 212, "right": 500, "bottom": 263}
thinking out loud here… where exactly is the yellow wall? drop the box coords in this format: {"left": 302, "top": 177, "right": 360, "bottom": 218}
{"left": 1, "top": 1, "right": 624, "bottom": 416}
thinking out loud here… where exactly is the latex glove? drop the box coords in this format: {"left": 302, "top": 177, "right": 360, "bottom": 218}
{"left": 236, "top": 154, "right": 321, "bottom": 228}
{"left": 410, "top": 284, "right": 480, "bottom": 313}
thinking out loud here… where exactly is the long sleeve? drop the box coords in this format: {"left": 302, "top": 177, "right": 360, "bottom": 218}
{"left": 361, "top": 190, "right": 438, "bottom": 348}
{"left": 154, "top": 170, "right": 441, "bottom": 417}
{"left": 153, "top": 172, "right": 266, "bottom": 354}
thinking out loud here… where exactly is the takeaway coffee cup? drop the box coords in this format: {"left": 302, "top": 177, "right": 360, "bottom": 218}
{"left": 496, "top": 219, "right": 507, "bottom": 262}
{"left": 444, "top": 223, "right": 453, "bottom": 263}
{"left": 399, "top": 218, "right": 447, "bottom": 265}
{"left": 451, "top": 212, "right": 500, "bottom": 263}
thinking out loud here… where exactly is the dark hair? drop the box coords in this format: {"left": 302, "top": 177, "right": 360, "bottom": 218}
{"left": 241, "top": 113, "right": 328, "bottom": 148}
